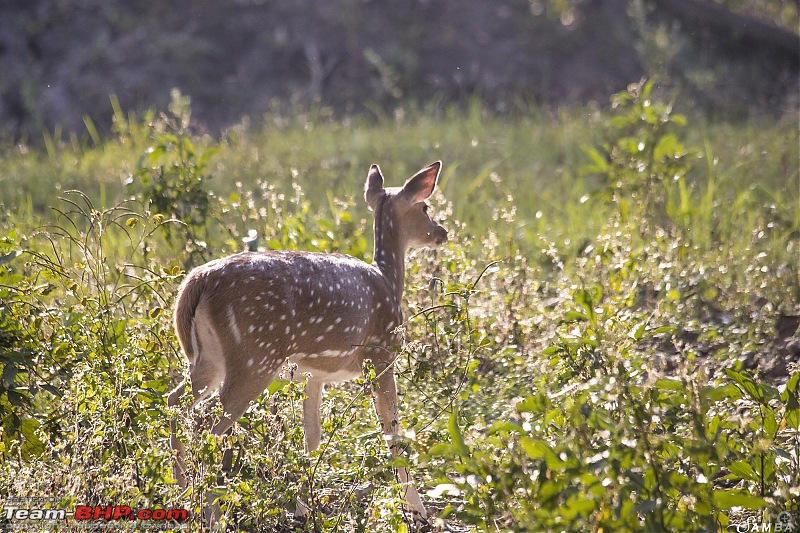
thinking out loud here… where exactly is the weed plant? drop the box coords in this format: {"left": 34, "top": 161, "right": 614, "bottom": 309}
{"left": 0, "top": 83, "right": 797, "bottom": 531}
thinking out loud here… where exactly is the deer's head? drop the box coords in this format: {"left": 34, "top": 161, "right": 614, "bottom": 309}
{"left": 364, "top": 161, "right": 448, "bottom": 251}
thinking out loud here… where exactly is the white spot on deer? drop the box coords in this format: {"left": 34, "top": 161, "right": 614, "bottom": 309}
{"left": 315, "top": 335, "right": 324, "bottom": 342}
{"left": 248, "top": 324, "right": 256, "bottom": 334}
{"left": 227, "top": 306, "right": 242, "bottom": 344}
{"left": 335, "top": 317, "right": 342, "bottom": 324}
{"left": 247, "top": 358, "right": 254, "bottom": 367}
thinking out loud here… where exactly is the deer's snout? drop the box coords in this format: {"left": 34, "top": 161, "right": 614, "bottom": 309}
{"left": 433, "top": 226, "right": 448, "bottom": 245}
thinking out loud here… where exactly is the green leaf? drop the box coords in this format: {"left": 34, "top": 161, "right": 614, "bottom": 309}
{"left": 670, "top": 113, "right": 687, "bottom": 126}
{"left": 784, "top": 390, "right": 799, "bottom": 430}
{"left": 580, "top": 146, "right": 609, "bottom": 175}
{"left": 41, "top": 383, "right": 62, "bottom": 397}
{"left": 781, "top": 373, "right": 800, "bottom": 402}
{"left": 763, "top": 405, "right": 778, "bottom": 437}
{"left": 486, "top": 420, "right": 524, "bottom": 435}
{"left": 760, "top": 382, "right": 780, "bottom": 402}
{"left": 2, "top": 363, "right": 18, "bottom": 388}
{"left": 448, "top": 408, "right": 469, "bottom": 458}
{"left": 642, "top": 79, "right": 654, "bottom": 100}
{"left": 727, "top": 461, "right": 758, "bottom": 482}
{"left": 428, "top": 442, "right": 456, "bottom": 458}
{"left": 610, "top": 115, "right": 630, "bottom": 129}
{"left": 515, "top": 395, "right": 542, "bottom": 414}
{"left": 520, "top": 437, "right": 551, "bottom": 460}
{"left": 788, "top": 372, "right": 800, "bottom": 393}
{"left": 712, "top": 490, "right": 769, "bottom": 510}
{"left": 562, "top": 496, "right": 596, "bottom": 519}
{"left": 628, "top": 321, "right": 647, "bottom": 341}
{"left": 654, "top": 377, "right": 683, "bottom": 392}
{"left": 725, "top": 368, "right": 765, "bottom": 404}
{"left": 701, "top": 383, "right": 743, "bottom": 402}
{"left": 573, "top": 286, "right": 601, "bottom": 321}
{"left": 708, "top": 414, "right": 721, "bottom": 438}
{"left": 654, "top": 134, "right": 679, "bottom": 160}
{"left": 563, "top": 310, "right": 588, "bottom": 322}
{"left": 6, "top": 390, "right": 27, "bottom": 407}
{"left": 19, "top": 417, "right": 44, "bottom": 459}
{"left": 267, "top": 380, "right": 289, "bottom": 396}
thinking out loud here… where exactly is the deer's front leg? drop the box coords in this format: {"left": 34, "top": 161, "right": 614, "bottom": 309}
{"left": 373, "top": 364, "right": 427, "bottom": 519}
{"left": 304, "top": 380, "right": 324, "bottom": 453}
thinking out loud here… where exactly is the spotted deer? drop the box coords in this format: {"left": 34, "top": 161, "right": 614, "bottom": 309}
{"left": 168, "top": 161, "right": 447, "bottom": 519}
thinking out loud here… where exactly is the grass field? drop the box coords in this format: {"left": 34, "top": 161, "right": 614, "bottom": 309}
{"left": 0, "top": 83, "right": 798, "bottom": 531}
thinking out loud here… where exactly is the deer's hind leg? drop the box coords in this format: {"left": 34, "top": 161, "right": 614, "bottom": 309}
{"left": 168, "top": 316, "right": 226, "bottom": 487}
{"left": 372, "top": 362, "right": 427, "bottom": 519}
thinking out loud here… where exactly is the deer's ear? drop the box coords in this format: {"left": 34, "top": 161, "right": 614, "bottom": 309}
{"left": 399, "top": 161, "right": 441, "bottom": 205}
{"left": 364, "top": 164, "right": 385, "bottom": 210}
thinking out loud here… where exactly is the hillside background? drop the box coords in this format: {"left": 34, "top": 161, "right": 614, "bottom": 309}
{"left": 1, "top": 0, "right": 798, "bottom": 140}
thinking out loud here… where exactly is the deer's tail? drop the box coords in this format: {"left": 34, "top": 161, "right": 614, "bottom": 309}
{"left": 173, "top": 272, "right": 207, "bottom": 365}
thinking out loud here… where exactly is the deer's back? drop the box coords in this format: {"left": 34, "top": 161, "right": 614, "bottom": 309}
{"left": 180, "top": 251, "right": 400, "bottom": 381}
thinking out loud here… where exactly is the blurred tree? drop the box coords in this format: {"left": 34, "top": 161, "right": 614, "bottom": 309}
{"left": 532, "top": 0, "right": 799, "bottom": 30}
{"left": 0, "top": 0, "right": 796, "bottom": 141}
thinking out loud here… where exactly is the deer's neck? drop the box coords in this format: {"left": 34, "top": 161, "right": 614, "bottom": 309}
{"left": 372, "top": 197, "right": 405, "bottom": 303}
